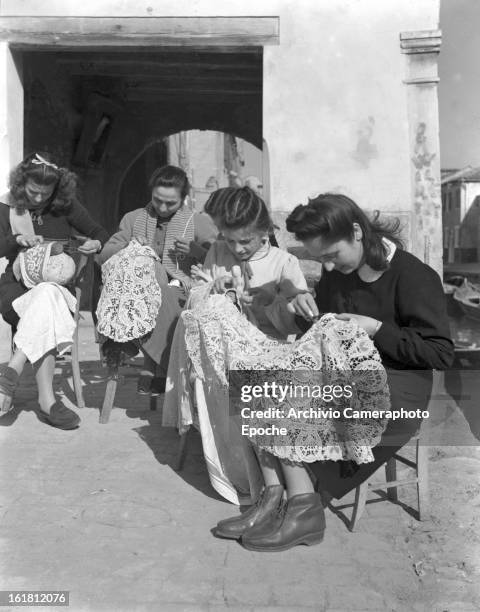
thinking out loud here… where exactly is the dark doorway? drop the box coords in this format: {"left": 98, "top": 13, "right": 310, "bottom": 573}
{"left": 22, "top": 48, "right": 262, "bottom": 232}
{"left": 118, "top": 140, "right": 168, "bottom": 219}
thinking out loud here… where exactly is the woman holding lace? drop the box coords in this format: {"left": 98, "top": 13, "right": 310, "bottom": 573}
{"left": 163, "top": 186, "right": 309, "bottom": 504}
{"left": 206, "top": 192, "right": 455, "bottom": 552}
{"left": 0, "top": 152, "right": 109, "bottom": 429}
{"left": 97, "top": 165, "right": 217, "bottom": 395}
{"left": 164, "top": 187, "right": 388, "bottom": 553}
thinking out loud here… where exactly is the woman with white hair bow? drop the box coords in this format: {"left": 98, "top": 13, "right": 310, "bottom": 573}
{"left": 0, "top": 152, "right": 109, "bottom": 429}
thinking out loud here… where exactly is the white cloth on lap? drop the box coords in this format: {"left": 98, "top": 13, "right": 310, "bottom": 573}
{"left": 13, "top": 282, "right": 77, "bottom": 364}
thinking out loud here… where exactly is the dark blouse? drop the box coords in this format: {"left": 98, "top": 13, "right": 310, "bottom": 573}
{"left": 0, "top": 199, "right": 109, "bottom": 321}
{"left": 0, "top": 199, "right": 109, "bottom": 265}
{"left": 312, "top": 248, "right": 454, "bottom": 370}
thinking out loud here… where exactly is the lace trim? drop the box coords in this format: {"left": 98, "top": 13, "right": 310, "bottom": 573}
{"left": 182, "top": 292, "right": 390, "bottom": 464}
{"left": 96, "top": 240, "right": 162, "bottom": 342}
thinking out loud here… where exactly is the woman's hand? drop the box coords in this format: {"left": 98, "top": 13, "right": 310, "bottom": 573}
{"left": 241, "top": 287, "right": 271, "bottom": 309}
{"left": 335, "top": 313, "right": 381, "bottom": 337}
{"left": 78, "top": 239, "right": 102, "bottom": 254}
{"left": 16, "top": 234, "right": 44, "bottom": 248}
{"left": 286, "top": 291, "right": 320, "bottom": 321}
{"left": 213, "top": 274, "right": 233, "bottom": 293}
{"left": 174, "top": 237, "right": 191, "bottom": 256}
{"left": 191, "top": 263, "right": 213, "bottom": 282}
{"left": 238, "top": 291, "right": 253, "bottom": 307}
{"left": 133, "top": 235, "right": 149, "bottom": 246}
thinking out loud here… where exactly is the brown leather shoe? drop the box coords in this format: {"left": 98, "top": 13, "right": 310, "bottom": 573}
{"left": 241, "top": 492, "right": 325, "bottom": 552}
{"left": 214, "top": 485, "right": 284, "bottom": 540}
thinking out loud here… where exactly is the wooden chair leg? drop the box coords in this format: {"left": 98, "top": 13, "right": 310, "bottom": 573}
{"left": 350, "top": 480, "right": 368, "bottom": 531}
{"left": 175, "top": 428, "right": 190, "bottom": 472}
{"left": 149, "top": 395, "right": 158, "bottom": 411}
{"left": 385, "top": 457, "right": 398, "bottom": 502}
{"left": 416, "top": 439, "right": 429, "bottom": 520}
{"left": 71, "top": 324, "right": 85, "bottom": 409}
{"left": 100, "top": 372, "right": 118, "bottom": 424}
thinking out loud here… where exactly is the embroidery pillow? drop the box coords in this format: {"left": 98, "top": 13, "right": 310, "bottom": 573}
{"left": 14, "top": 242, "right": 76, "bottom": 288}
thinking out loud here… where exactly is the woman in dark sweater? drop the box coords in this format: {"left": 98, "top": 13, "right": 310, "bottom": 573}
{"left": 0, "top": 152, "right": 109, "bottom": 429}
{"left": 286, "top": 193, "right": 454, "bottom": 497}
{"left": 226, "top": 193, "right": 454, "bottom": 553}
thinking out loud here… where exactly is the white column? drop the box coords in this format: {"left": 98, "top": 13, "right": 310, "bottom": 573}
{"left": 0, "top": 42, "right": 23, "bottom": 362}
{"left": 401, "top": 30, "right": 442, "bottom": 275}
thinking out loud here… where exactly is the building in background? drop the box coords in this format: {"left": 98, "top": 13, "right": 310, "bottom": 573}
{"left": 0, "top": 0, "right": 443, "bottom": 355}
{"left": 441, "top": 166, "right": 480, "bottom": 263}
{"left": 167, "top": 130, "right": 263, "bottom": 211}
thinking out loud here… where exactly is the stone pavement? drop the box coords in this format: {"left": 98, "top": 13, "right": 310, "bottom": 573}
{"left": 0, "top": 315, "right": 479, "bottom": 612}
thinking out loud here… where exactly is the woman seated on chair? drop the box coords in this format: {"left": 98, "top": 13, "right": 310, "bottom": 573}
{"left": 166, "top": 188, "right": 417, "bottom": 551}
{"left": 96, "top": 164, "right": 218, "bottom": 396}
{"left": 163, "top": 186, "right": 314, "bottom": 506}
{"left": 217, "top": 192, "right": 453, "bottom": 553}
{"left": 0, "top": 152, "right": 109, "bottom": 429}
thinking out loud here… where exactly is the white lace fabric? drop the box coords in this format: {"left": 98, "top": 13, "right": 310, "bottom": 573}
{"left": 96, "top": 240, "right": 162, "bottom": 342}
{"left": 182, "top": 288, "right": 390, "bottom": 465}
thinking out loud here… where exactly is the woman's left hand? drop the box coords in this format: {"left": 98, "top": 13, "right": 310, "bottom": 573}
{"left": 335, "top": 313, "right": 381, "bottom": 337}
{"left": 243, "top": 287, "right": 271, "bottom": 308}
{"left": 174, "top": 238, "right": 191, "bottom": 255}
{"left": 78, "top": 239, "right": 101, "bottom": 254}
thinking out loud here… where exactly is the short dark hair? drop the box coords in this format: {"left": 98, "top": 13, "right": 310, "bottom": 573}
{"left": 286, "top": 193, "right": 403, "bottom": 271}
{"left": 148, "top": 165, "right": 190, "bottom": 200}
{"left": 205, "top": 186, "right": 273, "bottom": 233}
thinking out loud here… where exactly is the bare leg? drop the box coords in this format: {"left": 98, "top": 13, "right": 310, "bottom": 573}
{"left": 8, "top": 349, "right": 28, "bottom": 376}
{"left": 256, "top": 449, "right": 284, "bottom": 487}
{"left": 281, "top": 462, "right": 314, "bottom": 498}
{"left": 33, "top": 350, "right": 56, "bottom": 414}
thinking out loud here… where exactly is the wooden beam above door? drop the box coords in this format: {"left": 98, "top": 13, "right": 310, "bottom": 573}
{"left": 0, "top": 16, "right": 279, "bottom": 47}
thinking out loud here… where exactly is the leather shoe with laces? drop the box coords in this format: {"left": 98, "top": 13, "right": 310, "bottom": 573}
{"left": 241, "top": 492, "right": 325, "bottom": 552}
{"left": 214, "top": 485, "right": 284, "bottom": 540}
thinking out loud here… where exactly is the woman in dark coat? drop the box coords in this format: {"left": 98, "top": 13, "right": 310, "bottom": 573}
{"left": 0, "top": 152, "right": 109, "bottom": 429}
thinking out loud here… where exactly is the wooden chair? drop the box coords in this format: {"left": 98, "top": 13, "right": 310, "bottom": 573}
{"left": 99, "top": 342, "right": 159, "bottom": 424}
{"left": 350, "top": 432, "right": 429, "bottom": 531}
{"left": 175, "top": 421, "right": 196, "bottom": 471}
{"left": 7, "top": 241, "right": 92, "bottom": 410}
{"left": 70, "top": 252, "right": 91, "bottom": 409}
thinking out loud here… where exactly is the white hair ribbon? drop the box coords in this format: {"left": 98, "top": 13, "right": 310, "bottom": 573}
{"left": 31, "top": 154, "right": 59, "bottom": 171}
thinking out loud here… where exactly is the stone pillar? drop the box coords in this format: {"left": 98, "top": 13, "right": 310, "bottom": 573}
{"left": 400, "top": 30, "right": 442, "bottom": 275}
{"left": 0, "top": 42, "right": 23, "bottom": 362}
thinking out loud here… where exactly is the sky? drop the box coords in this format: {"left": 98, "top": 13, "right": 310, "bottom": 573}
{"left": 439, "top": 0, "right": 480, "bottom": 169}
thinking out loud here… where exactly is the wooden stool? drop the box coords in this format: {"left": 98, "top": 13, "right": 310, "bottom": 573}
{"left": 175, "top": 427, "right": 191, "bottom": 471}
{"left": 350, "top": 433, "right": 429, "bottom": 531}
{"left": 70, "top": 253, "right": 89, "bottom": 409}
{"left": 99, "top": 344, "right": 157, "bottom": 424}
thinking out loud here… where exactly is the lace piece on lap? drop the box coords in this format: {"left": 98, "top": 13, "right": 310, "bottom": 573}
{"left": 182, "top": 293, "right": 390, "bottom": 464}
{"left": 96, "top": 240, "right": 162, "bottom": 342}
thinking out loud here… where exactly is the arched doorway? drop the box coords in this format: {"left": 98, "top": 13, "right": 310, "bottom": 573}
{"left": 117, "top": 130, "right": 265, "bottom": 219}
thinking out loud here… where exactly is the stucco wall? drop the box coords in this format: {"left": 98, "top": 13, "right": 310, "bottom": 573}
{"left": 0, "top": 0, "right": 442, "bottom": 358}
{"left": 1, "top": 0, "right": 441, "bottom": 245}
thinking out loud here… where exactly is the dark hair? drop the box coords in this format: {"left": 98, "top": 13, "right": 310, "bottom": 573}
{"left": 286, "top": 193, "right": 404, "bottom": 271}
{"left": 205, "top": 186, "right": 273, "bottom": 233}
{"left": 8, "top": 151, "right": 80, "bottom": 214}
{"left": 148, "top": 165, "right": 190, "bottom": 200}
